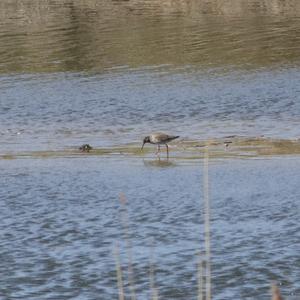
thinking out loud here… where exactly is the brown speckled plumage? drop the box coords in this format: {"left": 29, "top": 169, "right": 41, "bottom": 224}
{"left": 141, "top": 132, "right": 179, "bottom": 156}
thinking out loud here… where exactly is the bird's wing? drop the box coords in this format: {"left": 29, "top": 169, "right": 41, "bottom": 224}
{"left": 150, "top": 132, "right": 178, "bottom": 143}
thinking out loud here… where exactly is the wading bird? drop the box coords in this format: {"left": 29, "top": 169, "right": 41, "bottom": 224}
{"left": 141, "top": 132, "right": 179, "bottom": 157}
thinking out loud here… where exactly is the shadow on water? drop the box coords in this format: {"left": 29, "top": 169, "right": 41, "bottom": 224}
{"left": 143, "top": 157, "right": 177, "bottom": 168}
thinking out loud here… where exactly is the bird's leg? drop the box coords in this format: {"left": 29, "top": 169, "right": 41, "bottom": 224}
{"left": 166, "top": 144, "right": 169, "bottom": 158}
{"left": 155, "top": 145, "right": 161, "bottom": 156}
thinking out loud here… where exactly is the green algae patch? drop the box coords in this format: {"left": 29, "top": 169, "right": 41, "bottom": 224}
{"left": 85, "top": 137, "right": 300, "bottom": 159}
{"left": 229, "top": 138, "right": 300, "bottom": 156}
{"left": 1, "top": 138, "right": 300, "bottom": 160}
{"left": 174, "top": 137, "right": 300, "bottom": 158}
{"left": 1, "top": 154, "right": 16, "bottom": 160}
{"left": 92, "top": 146, "right": 146, "bottom": 156}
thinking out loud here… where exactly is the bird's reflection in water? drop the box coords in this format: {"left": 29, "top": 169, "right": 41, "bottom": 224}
{"left": 143, "top": 157, "right": 176, "bottom": 168}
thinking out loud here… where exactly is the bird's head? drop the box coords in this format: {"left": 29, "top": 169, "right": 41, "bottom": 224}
{"left": 141, "top": 136, "right": 150, "bottom": 151}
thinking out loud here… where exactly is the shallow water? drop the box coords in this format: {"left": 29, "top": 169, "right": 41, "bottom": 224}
{"left": 0, "top": 156, "right": 300, "bottom": 299}
{"left": 1, "top": 0, "right": 300, "bottom": 153}
{"left": 1, "top": 68, "right": 300, "bottom": 153}
{"left": 1, "top": 1, "right": 300, "bottom": 299}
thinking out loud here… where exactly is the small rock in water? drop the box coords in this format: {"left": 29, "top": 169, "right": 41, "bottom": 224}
{"left": 79, "top": 144, "right": 93, "bottom": 152}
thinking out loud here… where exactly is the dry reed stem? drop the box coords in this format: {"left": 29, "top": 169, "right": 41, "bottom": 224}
{"left": 272, "top": 284, "right": 283, "bottom": 300}
{"left": 119, "top": 193, "right": 137, "bottom": 300}
{"left": 197, "top": 252, "right": 204, "bottom": 300}
{"left": 203, "top": 146, "right": 211, "bottom": 300}
{"left": 149, "top": 242, "right": 159, "bottom": 300}
{"left": 114, "top": 243, "right": 125, "bottom": 300}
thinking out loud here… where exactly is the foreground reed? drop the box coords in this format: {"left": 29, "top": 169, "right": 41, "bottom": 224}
{"left": 113, "top": 151, "right": 286, "bottom": 299}
{"left": 203, "top": 146, "right": 212, "bottom": 300}
{"left": 272, "top": 284, "right": 283, "bottom": 300}
{"left": 119, "top": 193, "right": 137, "bottom": 300}
{"left": 113, "top": 243, "right": 125, "bottom": 300}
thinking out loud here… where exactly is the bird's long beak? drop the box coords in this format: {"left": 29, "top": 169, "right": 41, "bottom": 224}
{"left": 141, "top": 142, "right": 145, "bottom": 151}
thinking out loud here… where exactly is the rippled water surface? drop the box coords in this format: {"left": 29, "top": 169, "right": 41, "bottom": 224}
{"left": 1, "top": 0, "right": 300, "bottom": 151}
{"left": 1, "top": 156, "right": 300, "bottom": 299}
{"left": 1, "top": 69, "right": 300, "bottom": 153}
{"left": 1, "top": 0, "right": 300, "bottom": 299}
